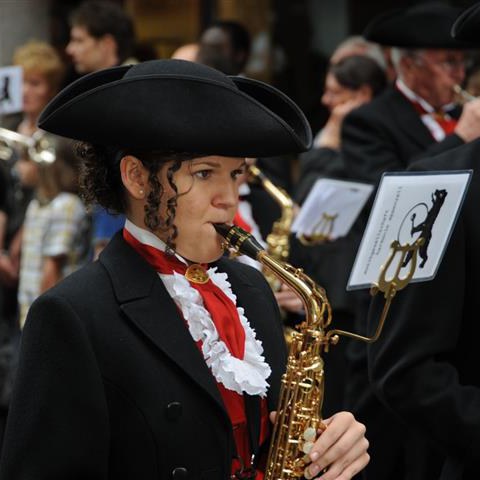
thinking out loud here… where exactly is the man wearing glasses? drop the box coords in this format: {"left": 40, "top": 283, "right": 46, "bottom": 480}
{"left": 338, "top": 4, "right": 480, "bottom": 480}
{"left": 341, "top": 3, "right": 480, "bottom": 186}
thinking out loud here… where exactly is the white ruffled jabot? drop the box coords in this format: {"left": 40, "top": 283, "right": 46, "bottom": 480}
{"left": 160, "top": 268, "right": 271, "bottom": 397}
{"left": 124, "top": 220, "right": 271, "bottom": 397}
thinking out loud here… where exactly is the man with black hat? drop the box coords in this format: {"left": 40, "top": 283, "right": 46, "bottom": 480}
{"left": 341, "top": 3, "right": 480, "bottom": 185}
{"left": 365, "top": 4, "right": 480, "bottom": 480}
{"left": 339, "top": 5, "right": 480, "bottom": 480}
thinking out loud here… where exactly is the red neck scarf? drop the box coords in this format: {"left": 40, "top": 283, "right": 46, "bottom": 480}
{"left": 234, "top": 209, "right": 253, "bottom": 233}
{"left": 123, "top": 228, "right": 246, "bottom": 359}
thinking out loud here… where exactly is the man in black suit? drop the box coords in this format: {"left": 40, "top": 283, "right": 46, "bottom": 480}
{"left": 340, "top": 5, "right": 480, "bottom": 479}
{"left": 368, "top": 139, "right": 480, "bottom": 480}
{"left": 342, "top": 4, "right": 480, "bottom": 185}
{"left": 366, "top": 5, "right": 480, "bottom": 479}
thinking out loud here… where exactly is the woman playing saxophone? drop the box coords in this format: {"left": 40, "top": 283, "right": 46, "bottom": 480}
{"left": 0, "top": 60, "right": 368, "bottom": 480}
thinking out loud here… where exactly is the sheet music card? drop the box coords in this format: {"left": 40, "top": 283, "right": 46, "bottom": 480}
{"left": 291, "top": 178, "right": 374, "bottom": 240}
{"left": 348, "top": 171, "right": 472, "bottom": 290}
{"left": 0, "top": 66, "right": 22, "bottom": 115}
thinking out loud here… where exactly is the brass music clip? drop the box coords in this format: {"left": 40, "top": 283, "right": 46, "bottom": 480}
{"left": 299, "top": 212, "right": 338, "bottom": 246}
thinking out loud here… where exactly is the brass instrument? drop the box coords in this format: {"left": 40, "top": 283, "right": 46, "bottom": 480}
{"left": 248, "top": 164, "right": 293, "bottom": 292}
{"left": 453, "top": 84, "right": 476, "bottom": 104}
{"left": 0, "top": 127, "right": 55, "bottom": 164}
{"left": 214, "top": 223, "right": 422, "bottom": 479}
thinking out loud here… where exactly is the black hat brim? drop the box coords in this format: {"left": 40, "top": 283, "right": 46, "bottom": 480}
{"left": 364, "top": 4, "right": 473, "bottom": 49}
{"left": 38, "top": 60, "right": 312, "bottom": 157}
{"left": 452, "top": 3, "right": 480, "bottom": 44}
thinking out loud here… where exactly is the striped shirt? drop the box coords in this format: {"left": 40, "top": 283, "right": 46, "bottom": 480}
{"left": 18, "top": 192, "right": 90, "bottom": 327}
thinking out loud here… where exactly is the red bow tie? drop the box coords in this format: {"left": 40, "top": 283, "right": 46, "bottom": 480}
{"left": 123, "top": 228, "right": 246, "bottom": 359}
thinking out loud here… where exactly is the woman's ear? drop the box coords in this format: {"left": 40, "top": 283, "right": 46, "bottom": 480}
{"left": 120, "top": 155, "right": 148, "bottom": 200}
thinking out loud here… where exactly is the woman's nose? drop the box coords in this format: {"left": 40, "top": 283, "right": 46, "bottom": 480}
{"left": 213, "top": 180, "right": 238, "bottom": 209}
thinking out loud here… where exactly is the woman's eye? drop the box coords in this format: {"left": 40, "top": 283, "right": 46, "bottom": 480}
{"left": 194, "top": 170, "right": 212, "bottom": 179}
{"left": 231, "top": 168, "right": 245, "bottom": 179}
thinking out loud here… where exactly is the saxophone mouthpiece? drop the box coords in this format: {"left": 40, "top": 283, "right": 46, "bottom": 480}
{"left": 213, "top": 223, "right": 264, "bottom": 259}
{"left": 212, "top": 222, "right": 233, "bottom": 238}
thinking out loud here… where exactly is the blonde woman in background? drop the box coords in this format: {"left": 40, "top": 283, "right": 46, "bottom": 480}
{"left": 0, "top": 39, "right": 66, "bottom": 451}
{"left": 0, "top": 40, "right": 68, "bottom": 325}
{"left": 12, "top": 41, "right": 65, "bottom": 136}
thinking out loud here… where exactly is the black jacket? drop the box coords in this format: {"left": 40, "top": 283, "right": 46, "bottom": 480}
{"left": 0, "top": 233, "right": 287, "bottom": 480}
{"left": 340, "top": 86, "right": 466, "bottom": 480}
{"left": 368, "top": 139, "right": 480, "bottom": 480}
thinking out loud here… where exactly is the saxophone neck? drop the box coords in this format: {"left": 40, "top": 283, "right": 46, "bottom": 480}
{"left": 257, "top": 251, "right": 331, "bottom": 330}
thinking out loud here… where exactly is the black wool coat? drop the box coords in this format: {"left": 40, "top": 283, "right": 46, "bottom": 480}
{"left": 338, "top": 86, "right": 467, "bottom": 480}
{"left": 341, "top": 87, "right": 464, "bottom": 185}
{"left": 0, "top": 233, "right": 287, "bottom": 480}
{"left": 368, "top": 139, "right": 480, "bottom": 480}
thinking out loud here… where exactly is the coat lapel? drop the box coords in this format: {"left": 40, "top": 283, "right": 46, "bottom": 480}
{"left": 101, "top": 234, "right": 284, "bottom": 455}
{"left": 388, "top": 88, "right": 437, "bottom": 149}
{"left": 99, "top": 233, "right": 227, "bottom": 417}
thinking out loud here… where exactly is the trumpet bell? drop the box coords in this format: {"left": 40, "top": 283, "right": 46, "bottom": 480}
{"left": 0, "top": 127, "right": 56, "bottom": 164}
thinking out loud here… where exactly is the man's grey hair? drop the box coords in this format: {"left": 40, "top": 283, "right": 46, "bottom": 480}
{"left": 331, "top": 35, "right": 387, "bottom": 70}
{"left": 391, "top": 47, "right": 423, "bottom": 79}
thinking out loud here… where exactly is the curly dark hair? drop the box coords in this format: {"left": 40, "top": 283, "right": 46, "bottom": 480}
{"left": 75, "top": 142, "right": 199, "bottom": 251}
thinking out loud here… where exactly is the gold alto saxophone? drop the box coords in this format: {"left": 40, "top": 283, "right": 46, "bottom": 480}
{"left": 214, "top": 223, "right": 333, "bottom": 479}
{"left": 214, "top": 223, "right": 423, "bottom": 480}
{"left": 247, "top": 164, "right": 294, "bottom": 292}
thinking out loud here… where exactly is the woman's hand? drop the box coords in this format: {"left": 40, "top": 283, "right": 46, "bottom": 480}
{"left": 304, "top": 411, "right": 369, "bottom": 480}
{"left": 269, "top": 410, "right": 369, "bottom": 479}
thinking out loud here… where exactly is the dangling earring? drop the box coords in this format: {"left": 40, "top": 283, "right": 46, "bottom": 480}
{"left": 139, "top": 189, "right": 144, "bottom": 197}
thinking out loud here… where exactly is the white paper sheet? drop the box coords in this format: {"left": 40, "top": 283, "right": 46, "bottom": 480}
{"left": 0, "top": 66, "right": 23, "bottom": 115}
{"left": 348, "top": 170, "right": 472, "bottom": 290}
{"left": 292, "top": 178, "right": 374, "bottom": 240}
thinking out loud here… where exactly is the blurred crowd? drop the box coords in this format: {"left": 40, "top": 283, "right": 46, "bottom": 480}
{"left": 1, "top": 1, "right": 480, "bottom": 479}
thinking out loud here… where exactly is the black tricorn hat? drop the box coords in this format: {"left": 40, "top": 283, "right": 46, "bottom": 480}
{"left": 363, "top": 3, "right": 471, "bottom": 49}
{"left": 452, "top": 3, "right": 480, "bottom": 44}
{"left": 38, "top": 59, "right": 312, "bottom": 157}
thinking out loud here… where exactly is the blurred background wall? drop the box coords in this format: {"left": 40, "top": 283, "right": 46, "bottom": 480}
{"left": 0, "top": 0, "right": 478, "bottom": 130}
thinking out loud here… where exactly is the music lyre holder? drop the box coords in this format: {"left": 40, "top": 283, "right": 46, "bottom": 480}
{"left": 323, "top": 237, "right": 425, "bottom": 350}
{"left": 299, "top": 212, "right": 338, "bottom": 246}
